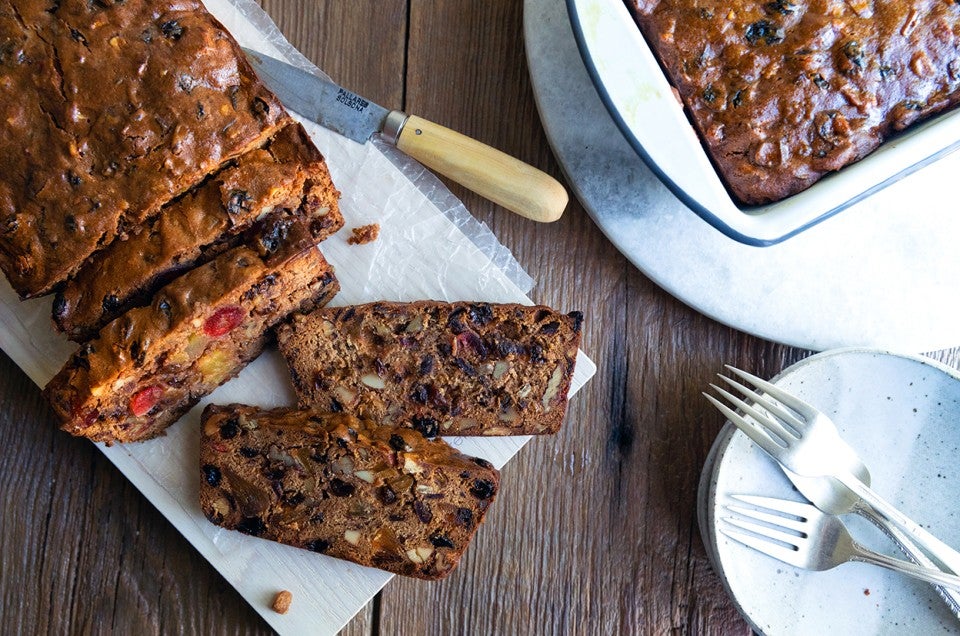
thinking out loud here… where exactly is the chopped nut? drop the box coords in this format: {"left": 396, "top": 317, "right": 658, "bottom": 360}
{"left": 542, "top": 365, "right": 564, "bottom": 412}
{"left": 360, "top": 373, "right": 386, "bottom": 389}
{"left": 343, "top": 530, "right": 361, "bottom": 545}
{"left": 354, "top": 470, "right": 375, "bottom": 483}
{"left": 517, "top": 384, "right": 532, "bottom": 399}
{"left": 493, "top": 360, "right": 510, "bottom": 379}
{"left": 405, "top": 546, "right": 434, "bottom": 564}
{"left": 416, "top": 484, "right": 437, "bottom": 495}
{"left": 332, "top": 386, "right": 357, "bottom": 405}
{"left": 403, "top": 456, "right": 423, "bottom": 474}
{"left": 404, "top": 315, "right": 424, "bottom": 333}
{"left": 347, "top": 223, "right": 380, "bottom": 245}
{"left": 499, "top": 406, "right": 519, "bottom": 422}
{"left": 272, "top": 590, "right": 293, "bottom": 614}
{"left": 211, "top": 497, "right": 231, "bottom": 517}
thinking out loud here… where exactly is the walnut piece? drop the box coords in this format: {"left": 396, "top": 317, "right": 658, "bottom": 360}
{"left": 272, "top": 590, "right": 293, "bottom": 614}
{"left": 347, "top": 223, "right": 380, "bottom": 245}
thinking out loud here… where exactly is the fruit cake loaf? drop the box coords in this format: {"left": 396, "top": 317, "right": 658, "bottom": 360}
{"left": 199, "top": 404, "right": 500, "bottom": 580}
{"left": 52, "top": 122, "right": 343, "bottom": 342}
{"left": 43, "top": 240, "right": 339, "bottom": 444}
{"left": 276, "top": 302, "right": 583, "bottom": 436}
{"left": 0, "top": 0, "right": 287, "bottom": 298}
{"left": 626, "top": 1, "right": 960, "bottom": 204}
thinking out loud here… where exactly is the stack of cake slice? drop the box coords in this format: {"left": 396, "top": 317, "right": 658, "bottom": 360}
{"left": 0, "top": 0, "right": 344, "bottom": 442}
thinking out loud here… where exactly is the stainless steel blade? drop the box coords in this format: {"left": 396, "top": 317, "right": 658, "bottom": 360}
{"left": 242, "top": 47, "right": 389, "bottom": 144}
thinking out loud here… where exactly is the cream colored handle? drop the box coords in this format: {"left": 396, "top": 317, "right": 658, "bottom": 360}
{"left": 394, "top": 115, "right": 567, "bottom": 222}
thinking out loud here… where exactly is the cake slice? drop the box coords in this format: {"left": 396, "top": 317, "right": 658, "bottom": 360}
{"left": 199, "top": 404, "right": 500, "bottom": 580}
{"left": 0, "top": 0, "right": 287, "bottom": 297}
{"left": 276, "top": 301, "right": 583, "bottom": 436}
{"left": 44, "top": 239, "right": 339, "bottom": 444}
{"left": 52, "top": 123, "right": 343, "bottom": 342}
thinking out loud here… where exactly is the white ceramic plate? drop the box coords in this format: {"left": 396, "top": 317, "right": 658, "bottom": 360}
{"left": 567, "top": 0, "right": 960, "bottom": 245}
{"left": 699, "top": 349, "right": 960, "bottom": 634}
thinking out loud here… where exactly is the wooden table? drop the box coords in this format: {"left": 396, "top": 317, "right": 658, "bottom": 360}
{"left": 3, "top": 1, "right": 959, "bottom": 633}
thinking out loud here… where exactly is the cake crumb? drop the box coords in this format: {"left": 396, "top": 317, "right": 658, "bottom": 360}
{"left": 272, "top": 590, "right": 293, "bottom": 614}
{"left": 347, "top": 223, "right": 380, "bottom": 245}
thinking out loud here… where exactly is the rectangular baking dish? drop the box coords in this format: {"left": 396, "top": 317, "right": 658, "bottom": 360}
{"left": 567, "top": 0, "right": 960, "bottom": 245}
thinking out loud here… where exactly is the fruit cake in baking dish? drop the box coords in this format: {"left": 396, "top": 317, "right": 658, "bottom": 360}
{"left": 199, "top": 404, "right": 500, "bottom": 580}
{"left": 626, "top": 0, "right": 960, "bottom": 204}
{"left": 0, "top": 0, "right": 287, "bottom": 297}
{"left": 52, "top": 122, "right": 343, "bottom": 342}
{"left": 276, "top": 301, "right": 583, "bottom": 437}
{"left": 44, "top": 238, "right": 339, "bottom": 444}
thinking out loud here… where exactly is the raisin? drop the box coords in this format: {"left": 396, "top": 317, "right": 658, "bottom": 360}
{"left": 305, "top": 539, "right": 330, "bottom": 553}
{"left": 447, "top": 307, "right": 468, "bottom": 334}
{"left": 413, "top": 501, "right": 433, "bottom": 523}
{"left": 419, "top": 355, "right": 435, "bottom": 375}
{"left": 455, "top": 507, "right": 474, "bottom": 527}
{"left": 471, "top": 457, "right": 493, "bottom": 469}
{"left": 410, "top": 384, "right": 428, "bottom": 404}
{"left": 341, "top": 307, "right": 356, "bottom": 322}
{"left": 411, "top": 416, "right": 439, "bottom": 438}
{"left": 196, "top": 102, "right": 205, "bottom": 119}
{"left": 539, "top": 321, "right": 560, "bottom": 335}
{"left": 731, "top": 90, "right": 744, "bottom": 108}
{"left": 69, "top": 28, "right": 87, "bottom": 45}
{"left": 235, "top": 516, "right": 266, "bottom": 536}
{"left": 329, "top": 478, "right": 355, "bottom": 497}
{"left": 102, "top": 294, "right": 122, "bottom": 313}
{"left": 455, "top": 332, "right": 488, "bottom": 357}
{"left": 309, "top": 512, "right": 325, "bottom": 524}
{"left": 66, "top": 171, "right": 82, "bottom": 186}
{"left": 329, "top": 398, "right": 344, "bottom": 413}
{"left": 389, "top": 434, "right": 407, "bottom": 451}
{"left": 528, "top": 344, "right": 546, "bottom": 364}
{"left": 252, "top": 97, "right": 270, "bottom": 118}
{"left": 702, "top": 85, "right": 717, "bottom": 102}
{"left": 283, "top": 491, "right": 305, "bottom": 506}
{"left": 202, "top": 464, "right": 222, "bottom": 487}
{"left": 453, "top": 358, "right": 477, "bottom": 377}
{"left": 810, "top": 73, "right": 829, "bottom": 89}
{"left": 1, "top": 215, "right": 17, "bottom": 234}
{"left": 496, "top": 338, "right": 524, "bottom": 357}
{"left": 430, "top": 533, "right": 455, "bottom": 549}
{"left": 468, "top": 303, "right": 493, "bottom": 326}
{"left": 158, "top": 298, "right": 172, "bottom": 319}
{"left": 52, "top": 292, "right": 67, "bottom": 320}
{"left": 438, "top": 342, "right": 452, "bottom": 357}
{"left": 377, "top": 485, "right": 397, "bottom": 504}
{"left": 744, "top": 20, "right": 782, "bottom": 46}
{"left": 764, "top": 0, "right": 796, "bottom": 14}
{"left": 226, "top": 190, "right": 252, "bottom": 216}
{"left": 568, "top": 311, "right": 584, "bottom": 333}
{"left": 160, "top": 20, "right": 183, "bottom": 40}
{"left": 130, "top": 340, "right": 146, "bottom": 367}
{"left": 534, "top": 309, "right": 551, "bottom": 322}
{"left": 698, "top": 7, "right": 713, "bottom": 18}
{"left": 219, "top": 418, "right": 240, "bottom": 439}
{"left": 239, "top": 446, "right": 258, "bottom": 458}
{"left": 255, "top": 218, "right": 290, "bottom": 254}
{"left": 470, "top": 479, "right": 496, "bottom": 500}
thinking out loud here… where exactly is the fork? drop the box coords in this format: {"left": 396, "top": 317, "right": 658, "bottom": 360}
{"left": 703, "top": 366, "right": 960, "bottom": 578}
{"left": 720, "top": 495, "right": 960, "bottom": 591}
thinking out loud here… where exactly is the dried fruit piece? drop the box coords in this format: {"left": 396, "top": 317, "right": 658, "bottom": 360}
{"left": 203, "top": 306, "right": 245, "bottom": 337}
{"left": 129, "top": 385, "right": 162, "bottom": 417}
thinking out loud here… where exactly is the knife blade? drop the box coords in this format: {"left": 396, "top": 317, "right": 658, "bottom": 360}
{"left": 243, "top": 48, "right": 567, "bottom": 223}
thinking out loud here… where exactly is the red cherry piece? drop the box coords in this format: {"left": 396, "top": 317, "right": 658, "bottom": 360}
{"left": 203, "top": 306, "right": 244, "bottom": 337}
{"left": 130, "top": 385, "right": 163, "bottom": 417}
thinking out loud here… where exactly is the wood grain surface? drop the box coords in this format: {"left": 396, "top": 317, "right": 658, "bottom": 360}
{"left": 3, "top": 1, "right": 959, "bottom": 634}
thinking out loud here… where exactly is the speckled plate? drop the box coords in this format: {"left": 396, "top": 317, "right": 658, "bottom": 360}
{"left": 698, "top": 349, "right": 960, "bottom": 634}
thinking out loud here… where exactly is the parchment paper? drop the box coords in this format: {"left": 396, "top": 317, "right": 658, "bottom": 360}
{"left": 0, "top": 2, "right": 596, "bottom": 634}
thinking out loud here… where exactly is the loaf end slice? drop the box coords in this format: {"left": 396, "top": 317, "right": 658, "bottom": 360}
{"left": 43, "top": 242, "right": 339, "bottom": 444}
{"left": 199, "top": 404, "right": 500, "bottom": 580}
{"left": 276, "top": 301, "right": 583, "bottom": 436}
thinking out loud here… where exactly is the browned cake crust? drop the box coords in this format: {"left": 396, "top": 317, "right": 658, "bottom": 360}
{"left": 53, "top": 122, "right": 344, "bottom": 342}
{"left": 199, "top": 404, "right": 500, "bottom": 580}
{"left": 43, "top": 242, "right": 340, "bottom": 444}
{"left": 0, "top": 0, "right": 287, "bottom": 297}
{"left": 627, "top": 1, "right": 960, "bottom": 204}
{"left": 276, "top": 302, "right": 583, "bottom": 436}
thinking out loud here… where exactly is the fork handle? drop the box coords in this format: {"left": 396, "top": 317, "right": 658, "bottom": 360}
{"left": 840, "top": 473, "right": 960, "bottom": 576}
{"left": 859, "top": 507, "right": 960, "bottom": 616}
{"left": 849, "top": 547, "right": 960, "bottom": 591}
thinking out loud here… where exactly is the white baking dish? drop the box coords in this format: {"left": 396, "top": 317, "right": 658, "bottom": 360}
{"left": 567, "top": 0, "right": 960, "bottom": 245}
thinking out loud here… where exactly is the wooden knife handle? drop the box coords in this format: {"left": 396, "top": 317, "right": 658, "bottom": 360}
{"left": 394, "top": 114, "right": 567, "bottom": 222}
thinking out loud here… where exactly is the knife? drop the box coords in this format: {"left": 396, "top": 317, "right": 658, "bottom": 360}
{"left": 242, "top": 48, "right": 567, "bottom": 223}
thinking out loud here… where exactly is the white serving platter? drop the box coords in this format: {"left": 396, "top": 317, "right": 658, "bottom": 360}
{"left": 567, "top": 0, "right": 960, "bottom": 245}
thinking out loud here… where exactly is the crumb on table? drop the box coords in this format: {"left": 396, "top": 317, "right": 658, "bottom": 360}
{"left": 272, "top": 590, "right": 293, "bottom": 614}
{"left": 347, "top": 223, "right": 380, "bottom": 245}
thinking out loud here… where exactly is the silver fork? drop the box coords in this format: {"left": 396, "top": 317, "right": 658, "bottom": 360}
{"left": 703, "top": 366, "right": 960, "bottom": 578}
{"left": 721, "top": 495, "right": 960, "bottom": 591}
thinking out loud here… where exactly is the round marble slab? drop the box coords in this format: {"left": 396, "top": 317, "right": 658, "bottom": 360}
{"left": 523, "top": 0, "right": 960, "bottom": 352}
